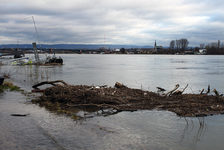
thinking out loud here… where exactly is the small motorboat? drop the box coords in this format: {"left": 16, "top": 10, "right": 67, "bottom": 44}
{"left": 45, "top": 55, "right": 63, "bottom": 65}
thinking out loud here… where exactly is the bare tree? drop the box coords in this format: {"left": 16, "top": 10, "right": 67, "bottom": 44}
{"left": 169, "top": 40, "right": 175, "bottom": 50}
{"left": 200, "top": 43, "right": 205, "bottom": 49}
{"left": 210, "top": 42, "right": 218, "bottom": 48}
{"left": 179, "top": 38, "right": 189, "bottom": 50}
{"left": 176, "top": 40, "right": 181, "bottom": 50}
{"left": 218, "top": 40, "right": 220, "bottom": 48}
{"left": 221, "top": 42, "right": 224, "bottom": 48}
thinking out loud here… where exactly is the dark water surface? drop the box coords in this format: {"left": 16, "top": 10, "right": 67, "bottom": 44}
{"left": 1, "top": 54, "right": 224, "bottom": 150}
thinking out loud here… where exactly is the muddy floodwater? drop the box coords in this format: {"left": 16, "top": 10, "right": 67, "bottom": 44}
{"left": 1, "top": 54, "right": 224, "bottom": 150}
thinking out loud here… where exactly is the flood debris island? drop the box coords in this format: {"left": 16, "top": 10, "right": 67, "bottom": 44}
{"left": 32, "top": 81, "right": 224, "bottom": 117}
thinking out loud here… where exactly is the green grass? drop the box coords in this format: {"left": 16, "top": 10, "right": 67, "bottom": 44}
{"left": 0, "top": 81, "right": 21, "bottom": 93}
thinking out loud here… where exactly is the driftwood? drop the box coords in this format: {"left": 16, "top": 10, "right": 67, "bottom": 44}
{"left": 157, "top": 87, "right": 166, "bottom": 92}
{"left": 172, "top": 84, "right": 188, "bottom": 95}
{"left": 32, "top": 80, "right": 68, "bottom": 89}
{"left": 206, "top": 85, "right": 210, "bottom": 94}
{"left": 200, "top": 85, "right": 211, "bottom": 95}
{"left": 182, "top": 84, "right": 188, "bottom": 93}
{"left": 213, "top": 89, "right": 219, "bottom": 96}
{"left": 165, "top": 84, "right": 180, "bottom": 96}
{"left": 200, "top": 89, "right": 204, "bottom": 95}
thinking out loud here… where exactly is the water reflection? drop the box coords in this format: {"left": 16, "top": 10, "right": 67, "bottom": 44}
{"left": 0, "top": 64, "right": 63, "bottom": 90}
{"left": 180, "top": 117, "right": 207, "bottom": 146}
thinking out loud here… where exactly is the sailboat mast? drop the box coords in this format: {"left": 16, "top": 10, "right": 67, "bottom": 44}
{"left": 32, "top": 16, "right": 39, "bottom": 42}
{"left": 32, "top": 16, "right": 40, "bottom": 63}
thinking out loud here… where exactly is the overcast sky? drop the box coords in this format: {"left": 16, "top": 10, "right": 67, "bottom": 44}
{"left": 0, "top": 0, "right": 224, "bottom": 46}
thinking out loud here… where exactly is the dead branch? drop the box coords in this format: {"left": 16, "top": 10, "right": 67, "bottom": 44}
{"left": 182, "top": 84, "right": 188, "bottom": 93}
{"left": 100, "top": 85, "right": 108, "bottom": 88}
{"left": 157, "top": 87, "right": 166, "bottom": 92}
{"left": 213, "top": 89, "right": 219, "bottom": 97}
{"left": 206, "top": 85, "right": 210, "bottom": 94}
{"left": 200, "top": 89, "right": 204, "bottom": 95}
{"left": 172, "top": 84, "right": 188, "bottom": 95}
{"left": 32, "top": 80, "right": 68, "bottom": 89}
{"left": 165, "top": 84, "right": 180, "bottom": 96}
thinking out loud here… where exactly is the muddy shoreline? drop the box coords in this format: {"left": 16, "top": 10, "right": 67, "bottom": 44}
{"left": 32, "top": 81, "right": 224, "bottom": 117}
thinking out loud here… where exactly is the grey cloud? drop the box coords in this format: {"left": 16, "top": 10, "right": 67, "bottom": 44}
{"left": 0, "top": 0, "right": 224, "bottom": 46}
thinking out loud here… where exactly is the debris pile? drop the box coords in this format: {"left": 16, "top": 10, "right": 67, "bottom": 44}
{"left": 32, "top": 81, "right": 224, "bottom": 117}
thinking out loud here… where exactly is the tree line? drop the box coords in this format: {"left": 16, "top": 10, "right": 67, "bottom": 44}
{"left": 169, "top": 38, "right": 189, "bottom": 51}
{"left": 200, "top": 40, "right": 224, "bottom": 55}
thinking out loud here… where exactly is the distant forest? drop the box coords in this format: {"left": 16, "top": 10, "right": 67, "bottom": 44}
{"left": 202, "top": 40, "right": 224, "bottom": 55}
{"left": 169, "top": 39, "right": 224, "bottom": 55}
